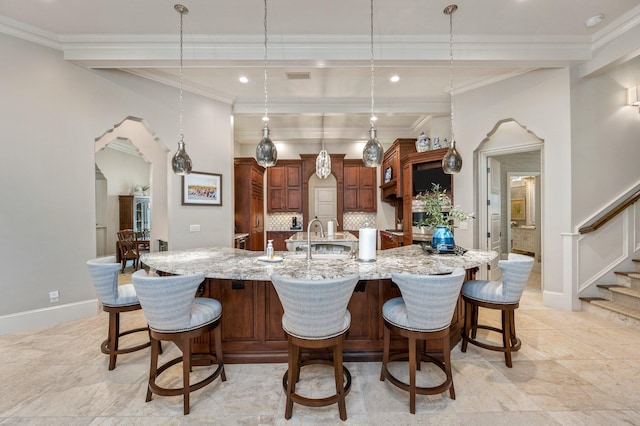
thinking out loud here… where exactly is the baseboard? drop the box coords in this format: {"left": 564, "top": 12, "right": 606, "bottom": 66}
{"left": 0, "top": 299, "right": 100, "bottom": 335}
{"left": 542, "top": 290, "right": 575, "bottom": 311}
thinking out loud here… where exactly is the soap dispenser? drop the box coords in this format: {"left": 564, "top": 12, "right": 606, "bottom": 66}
{"left": 266, "top": 240, "right": 274, "bottom": 259}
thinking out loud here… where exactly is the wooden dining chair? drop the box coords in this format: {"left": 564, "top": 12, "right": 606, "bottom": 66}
{"left": 117, "top": 229, "right": 141, "bottom": 273}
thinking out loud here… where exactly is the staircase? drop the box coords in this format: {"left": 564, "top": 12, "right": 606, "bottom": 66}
{"left": 581, "top": 259, "right": 640, "bottom": 323}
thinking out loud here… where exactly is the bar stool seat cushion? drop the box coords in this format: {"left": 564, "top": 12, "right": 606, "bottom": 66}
{"left": 383, "top": 297, "right": 447, "bottom": 332}
{"left": 461, "top": 280, "right": 512, "bottom": 303}
{"left": 282, "top": 311, "right": 351, "bottom": 340}
{"left": 101, "top": 283, "right": 139, "bottom": 307}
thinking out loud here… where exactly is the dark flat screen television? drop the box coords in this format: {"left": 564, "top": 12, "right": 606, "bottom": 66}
{"left": 412, "top": 166, "right": 451, "bottom": 195}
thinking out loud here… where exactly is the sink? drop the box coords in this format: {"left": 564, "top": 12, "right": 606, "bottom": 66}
{"left": 286, "top": 253, "right": 351, "bottom": 260}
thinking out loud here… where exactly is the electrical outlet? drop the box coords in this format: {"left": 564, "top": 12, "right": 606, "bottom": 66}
{"left": 459, "top": 221, "right": 469, "bottom": 230}
{"left": 189, "top": 224, "right": 200, "bottom": 232}
{"left": 49, "top": 290, "right": 59, "bottom": 303}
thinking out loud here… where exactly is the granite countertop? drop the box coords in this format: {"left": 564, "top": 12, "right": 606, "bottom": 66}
{"left": 285, "top": 231, "right": 359, "bottom": 243}
{"left": 141, "top": 245, "right": 497, "bottom": 281}
{"left": 380, "top": 229, "right": 404, "bottom": 237}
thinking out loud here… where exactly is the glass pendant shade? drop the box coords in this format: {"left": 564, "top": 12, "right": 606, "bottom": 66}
{"left": 256, "top": 124, "right": 277, "bottom": 167}
{"left": 172, "top": 138, "right": 192, "bottom": 175}
{"left": 442, "top": 138, "right": 462, "bottom": 174}
{"left": 316, "top": 149, "right": 331, "bottom": 179}
{"left": 362, "top": 126, "right": 384, "bottom": 167}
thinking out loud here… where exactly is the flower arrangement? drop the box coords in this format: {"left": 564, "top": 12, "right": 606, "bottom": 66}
{"left": 415, "top": 183, "right": 474, "bottom": 230}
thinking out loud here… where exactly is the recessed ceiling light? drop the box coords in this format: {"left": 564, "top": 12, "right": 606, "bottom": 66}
{"left": 239, "top": 76, "right": 249, "bottom": 83}
{"left": 585, "top": 14, "right": 603, "bottom": 28}
{"left": 390, "top": 75, "right": 400, "bottom": 83}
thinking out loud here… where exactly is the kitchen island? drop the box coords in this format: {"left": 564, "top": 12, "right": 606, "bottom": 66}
{"left": 141, "top": 245, "right": 496, "bottom": 363}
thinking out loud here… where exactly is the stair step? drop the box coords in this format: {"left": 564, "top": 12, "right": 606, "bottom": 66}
{"left": 597, "top": 284, "right": 640, "bottom": 298}
{"left": 614, "top": 271, "right": 640, "bottom": 287}
{"left": 581, "top": 299, "right": 640, "bottom": 321}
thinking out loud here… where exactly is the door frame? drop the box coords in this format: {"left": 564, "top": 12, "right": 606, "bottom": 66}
{"left": 476, "top": 143, "right": 543, "bottom": 281}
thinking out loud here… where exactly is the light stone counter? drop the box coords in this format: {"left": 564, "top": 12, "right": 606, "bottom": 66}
{"left": 284, "top": 230, "right": 359, "bottom": 253}
{"left": 140, "top": 245, "right": 497, "bottom": 281}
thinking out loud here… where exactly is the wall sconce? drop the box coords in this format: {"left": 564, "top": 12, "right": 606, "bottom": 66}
{"left": 629, "top": 86, "right": 639, "bottom": 113}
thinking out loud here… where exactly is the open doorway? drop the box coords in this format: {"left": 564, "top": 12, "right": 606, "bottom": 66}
{"left": 476, "top": 120, "right": 543, "bottom": 291}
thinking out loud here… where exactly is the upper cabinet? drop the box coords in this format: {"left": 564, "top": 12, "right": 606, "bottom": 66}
{"left": 267, "top": 161, "right": 302, "bottom": 213}
{"left": 379, "top": 138, "right": 416, "bottom": 204}
{"left": 343, "top": 159, "right": 376, "bottom": 212}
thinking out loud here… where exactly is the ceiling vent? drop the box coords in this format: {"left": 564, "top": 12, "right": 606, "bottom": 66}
{"left": 286, "top": 72, "right": 311, "bottom": 80}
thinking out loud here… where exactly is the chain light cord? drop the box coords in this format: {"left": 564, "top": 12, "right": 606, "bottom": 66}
{"left": 263, "top": 0, "right": 269, "bottom": 123}
{"left": 448, "top": 7, "right": 455, "bottom": 143}
{"left": 179, "top": 6, "right": 185, "bottom": 141}
{"left": 370, "top": 0, "right": 375, "bottom": 125}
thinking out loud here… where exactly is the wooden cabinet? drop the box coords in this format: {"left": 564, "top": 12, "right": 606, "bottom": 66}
{"left": 267, "top": 161, "right": 302, "bottom": 212}
{"left": 379, "top": 138, "right": 416, "bottom": 203}
{"left": 380, "top": 230, "right": 403, "bottom": 250}
{"left": 235, "top": 158, "right": 265, "bottom": 251}
{"left": 401, "top": 148, "right": 450, "bottom": 246}
{"left": 119, "top": 195, "right": 150, "bottom": 235}
{"left": 266, "top": 231, "right": 296, "bottom": 251}
{"left": 343, "top": 160, "right": 376, "bottom": 212}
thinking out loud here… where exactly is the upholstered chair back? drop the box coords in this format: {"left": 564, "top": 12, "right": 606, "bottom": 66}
{"left": 499, "top": 253, "right": 535, "bottom": 303}
{"left": 87, "top": 256, "right": 135, "bottom": 307}
{"left": 390, "top": 268, "right": 466, "bottom": 331}
{"left": 270, "top": 274, "right": 360, "bottom": 339}
{"left": 131, "top": 271, "right": 218, "bottom": 333}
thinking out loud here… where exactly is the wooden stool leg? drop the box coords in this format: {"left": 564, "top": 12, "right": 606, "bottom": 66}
{"left": 443, "top": 332, "right": 455, "bottom": 400}
{"left": 408, "top": 335, "right": 417, "bottom": 414}
{"left": 108, "top": 311, "right": 119, "bottom": 370}
{"left": 461, "top": 300, "right": 471, "bottom": 352}
{"left": 333, "top": 339, "right": 347, "bottom": 421}
{"left": 471, "top": 304, "right": 479, "bottom": 338}
{"left": 181, "top": 337, "right": 192, "bottom": 415}
{"left": 503, "top": 309, "right": 513, "bottom": 368}
{"left": 509, "top": 309, "right": 518, "bottom": 347}
{"left": 147, "top": 338, "right": 159, "bottom": 402}
{"left": 285, "top": 339, "right": 297, "bottom": 420}
{"left": 380, "top": 324, "right": 390, "bottom": 381}
{"left": 214, "top": 325, "right": 226, "bottom": 381}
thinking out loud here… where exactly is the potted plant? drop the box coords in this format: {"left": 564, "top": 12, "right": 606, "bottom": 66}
{"left": 415, "top": 183, "right": 474, "bottom": 250}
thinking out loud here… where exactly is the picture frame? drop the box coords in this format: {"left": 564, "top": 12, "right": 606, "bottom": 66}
{"left": 511, "top": 198, "right": 526, "bottom": 220}
{"left": 384, "top": 166, "right": 392, "bottom": 183}
{"left": 182, "top": 171, "right": 222, "bottom": 206}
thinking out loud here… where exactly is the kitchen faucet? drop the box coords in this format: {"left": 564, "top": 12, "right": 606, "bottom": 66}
{"left": 307, "top": 218, "right": 325, "bottom": 260}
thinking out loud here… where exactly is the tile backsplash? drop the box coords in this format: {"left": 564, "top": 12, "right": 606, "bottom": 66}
{"left": 343, "top": 212, "right": 377, "bottom": 230}
{"left": 267, "top": 211, "right": 376, "bottom": 231}
{"left": 266, "top": 212, "right": 303, "bottom": 231}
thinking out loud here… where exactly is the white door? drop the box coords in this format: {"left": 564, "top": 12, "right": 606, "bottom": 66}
{"left": 488, "top": 157, "right": 502, "bottom": 281}
{"left": 314, "top": 187, "right": 337, "bottom": 230}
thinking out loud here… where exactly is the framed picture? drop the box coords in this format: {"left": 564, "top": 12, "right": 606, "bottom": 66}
{"left": 182, "top": 171, "right": 222, "bottom": 206}
{"left": 511, "top": 198, "right": 526, "bottom": 220}
{"left": 384, "top": 166, "right": 392, "bottom": 183}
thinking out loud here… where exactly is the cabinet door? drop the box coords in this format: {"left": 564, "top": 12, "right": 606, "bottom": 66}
{"left": 285, "top": 164, "right": 302, "bottom": 211}
{"left": 210, "top": 279, "right": 262, "bottom": 342}
{"left": 267, "top": 167, "right": 285, "bottom": 212}
{"left": 250, "top": 195, "right": 264, "bottom": 251}
{"left": 343, "top": 163, "right": 360, "bottom": 211}
{"left": 359, "top": 166, "right": 376, "bottom": 211}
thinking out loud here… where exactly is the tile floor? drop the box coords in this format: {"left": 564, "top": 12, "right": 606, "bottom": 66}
{"left": 2, "top": 263, "right": 640, "bottom": 425}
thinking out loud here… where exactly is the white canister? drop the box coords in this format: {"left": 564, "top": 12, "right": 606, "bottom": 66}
{"left": 327, "top": 220, "right": 335, "bottom": 236}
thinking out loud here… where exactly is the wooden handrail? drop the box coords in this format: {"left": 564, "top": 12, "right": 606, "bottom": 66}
{"left": 579, "top": 188, "right": 640, "bottom": 234}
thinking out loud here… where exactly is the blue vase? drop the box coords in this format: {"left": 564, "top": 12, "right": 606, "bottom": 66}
{"left": 431, "top": 226, "right": 455, "bottom": 251}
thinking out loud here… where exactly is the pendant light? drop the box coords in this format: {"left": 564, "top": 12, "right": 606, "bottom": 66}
{"left": 442, "top": 4, "right": 463, "bottom": 174}
{"left": 171, "top": 4, "right": 193, "bottom": 176}
{"left": 315, "top": 115, "right": 331, "bottom": 179}
{"left": 362, "top": 0, "right": 384, "bottom": 167}
{"left": 255, "top": 0, "right": 277, "bottom": 167}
